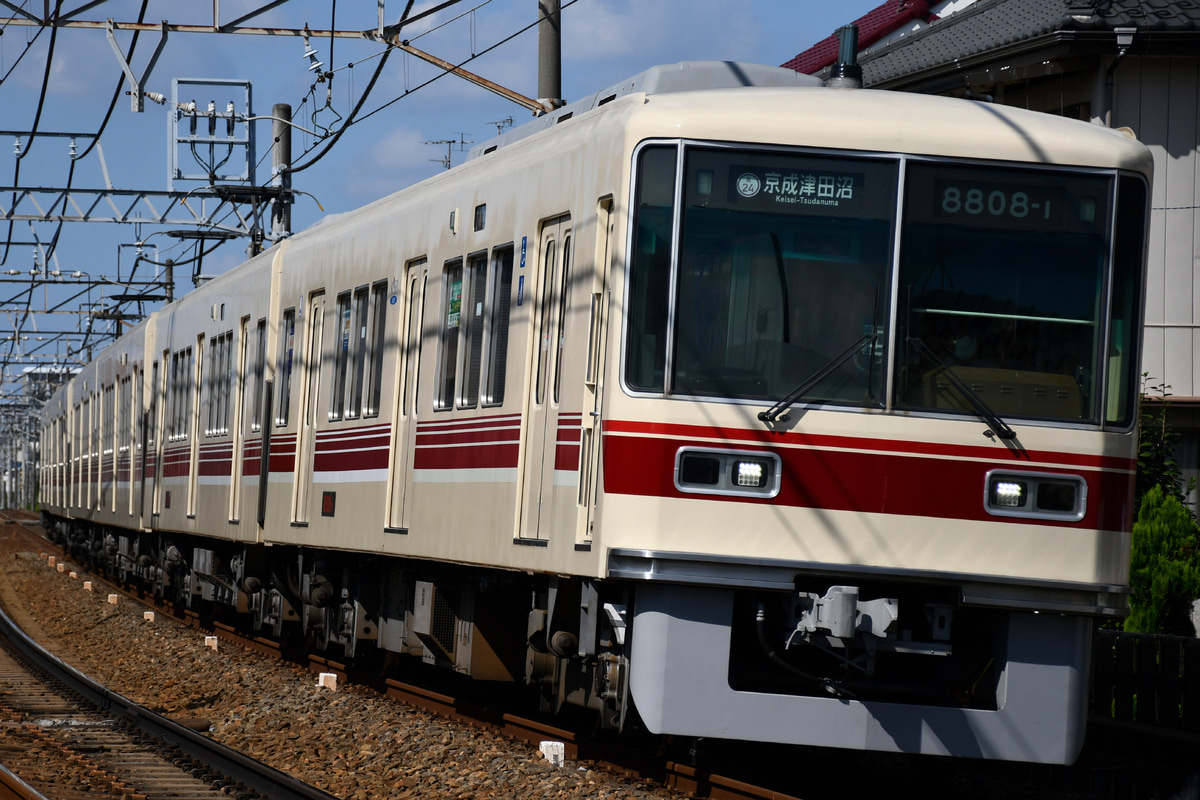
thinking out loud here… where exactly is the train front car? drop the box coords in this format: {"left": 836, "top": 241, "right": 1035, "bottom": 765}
{"left": 602, "top": 87, "right": 1150, "bottom": 763}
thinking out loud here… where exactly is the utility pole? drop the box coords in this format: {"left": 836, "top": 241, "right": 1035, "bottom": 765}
{"left": 538, "top": 0, "right": 563, "bottom": 110}
{"left": 272, "top": 103, "right": 293, "bottom": 239}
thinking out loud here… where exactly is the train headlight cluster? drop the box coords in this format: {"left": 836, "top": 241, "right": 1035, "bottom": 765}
{"left": 735, "top": 460, "right": 766, "bottom": 487}
{"left": 992, "top": 480, "right": 1026, "bottom": 508}
{"left": 675, "top": 448, "right": 780, "bottom": 498}
{"left": 985, "top": 470, "right": 1087, "bottom": 522}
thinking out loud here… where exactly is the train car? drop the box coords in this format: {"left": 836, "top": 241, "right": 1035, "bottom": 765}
{"left": 40, "top": 61, "right": 1152, "bottom": 765}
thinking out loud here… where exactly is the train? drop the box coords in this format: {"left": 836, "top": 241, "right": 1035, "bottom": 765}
{"left": 38, "top": 61, "right": 1152, "bottom": 765}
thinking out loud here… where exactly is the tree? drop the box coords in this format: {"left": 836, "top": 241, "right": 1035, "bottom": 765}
{"left": 1136, "top": 377, "right": 1194, "bottom": 508}
{"left": 1124, "top": 485, "right": 1200, "bottom": 635}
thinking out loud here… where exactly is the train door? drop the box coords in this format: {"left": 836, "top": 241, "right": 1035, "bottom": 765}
{"left": 386, "top": 260, "right": 428, "bottom": 532}
{"left": 293, "top": 290, "right": 326, "bottom": 523}
{"left": 141, "top": 360, "right": 158, "bottom": 524}
{"left": 187, "top": 337, "right": 203, "bottom": 518}
{"left": 229, "top": 317, "right": 250, "bottom": 522}
{"left": 519, "top": 215, "right": 573, "bottom": 541}
{"left": 578, "top": 199, "right": 614, "bottom": 543}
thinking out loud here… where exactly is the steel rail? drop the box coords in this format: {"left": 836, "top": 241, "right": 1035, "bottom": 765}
{"left": 0, "top": 764, "right": 51, "bottom": 800}
{"left": 0, "top": 604, "right": 339, "bottom": 800}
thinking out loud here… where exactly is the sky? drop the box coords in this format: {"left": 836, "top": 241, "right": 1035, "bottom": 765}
{"left": 0, "top": 0, "right": 882, "bottom": 393}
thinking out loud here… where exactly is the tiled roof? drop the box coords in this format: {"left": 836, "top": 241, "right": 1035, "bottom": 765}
{"left": 780, "top": 1, "right": 938, "bottom": 75}
{"left": 783, "top": 0, "right": 1200, "bottom": 86}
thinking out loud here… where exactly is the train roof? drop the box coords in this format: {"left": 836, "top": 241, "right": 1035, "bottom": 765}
{"left": 466, "top": 61, "right": 823, "bottom": 161}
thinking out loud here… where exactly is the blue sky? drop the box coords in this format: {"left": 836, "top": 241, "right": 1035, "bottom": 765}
{"left": 0, "top": 0, "right": 880, "bottom": 383}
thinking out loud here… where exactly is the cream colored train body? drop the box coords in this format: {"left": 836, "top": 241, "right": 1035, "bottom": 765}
{"left": 39, "top": 62, "right": 1152, "bottom": 765}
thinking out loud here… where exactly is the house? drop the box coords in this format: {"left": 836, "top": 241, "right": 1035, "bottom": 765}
{"left": 785, "top": 0, "right": 1200, "bottom": 495}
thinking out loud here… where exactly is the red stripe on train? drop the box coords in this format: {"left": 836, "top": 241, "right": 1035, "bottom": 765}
{"left": 602, "top": 433, "right": 1133, "bottom": 530}
{"left": 414, "top": 443, "right": 519, "bottom": 470}
{"left": 555, "top": 444, "right": 581, "bottom": 471}
{"left": 602, "top": 419, "right": 1135, "bottom": 472}
{"left": 314, "top": 448, "right": 389, "bottom": 473}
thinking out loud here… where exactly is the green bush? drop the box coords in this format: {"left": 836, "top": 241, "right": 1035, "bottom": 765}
{"left": 1125, "top": 485, "right": 1200, "bottom": 635}
{"left": 1136, "top": 377, "right": 1194, "bottom": 507}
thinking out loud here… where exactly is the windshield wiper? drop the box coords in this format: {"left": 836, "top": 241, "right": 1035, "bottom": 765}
{"left": 910, "top": 337, "right": 1017, "bottom": 440}
{"left": 758, "top": 334, "right": 871, "bottom": 424}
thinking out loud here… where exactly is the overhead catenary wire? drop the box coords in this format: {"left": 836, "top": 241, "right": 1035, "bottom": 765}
{"left": 0, "top": 0, "right": 562, "bottom": 383}
{"left": 286, "top": 0, "right": 418, "bottom": 175}
{"left": 290, "top": 0, "right": 577, "bottom": 172}
{"left": 356, "top": 0, "right": 580, "bottom": 128}
{"left": 1, "top": 0, "right": 149, "bottom": 372}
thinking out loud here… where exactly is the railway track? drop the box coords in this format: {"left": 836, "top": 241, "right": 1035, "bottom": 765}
{"left": 18, "top": 511, "right": 1177, "bottom": 800}
{"left": 0, "top": 521, "right": 338, "bottom": 800}
{"left": 7, "top": 513, "right": 805, "bottom": 800}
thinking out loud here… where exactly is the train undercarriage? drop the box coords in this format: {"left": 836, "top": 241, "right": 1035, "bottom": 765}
{"left": 44, "top": 514, "right": 632, "bottom": 732}
{"left": 43, "top": 512, "right": 1094, "bottom": 762}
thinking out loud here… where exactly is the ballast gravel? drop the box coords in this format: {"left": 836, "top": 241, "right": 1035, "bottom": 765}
{"left": 0, "top": 536, "right": 681, "bottom": 800}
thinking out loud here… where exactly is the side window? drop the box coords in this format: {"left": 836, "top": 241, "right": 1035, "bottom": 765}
{"left": 206, "top": 336, "right": 218, "bottom": 436}
{"left": 402, "top": 264, "right": 427, "bottom": 417}
{"left": 120, "top": 376, "right": 131, "bottom": 457}
{"left": 210, "top": 331, "right": 233, "bottom": 436}
{"left": 330, "top": 292, "right": 352, "bottom": 421}
{"left": 186, "top": 344, "right": 197, "bottom": 440}
{"left": 169, "top": 353, "right": 180, "bottom": 441}
{"left": 553, "top": 235, "right": 573, "bottom": 403}
{"left": 103, "top": 384, "right": 114, "bottom": 457}
{"left": 461, "top": 252, "right": 488, "bottom": 408}
{"left": 483, "top": 245, "right": 514, "bottom": 406}
{"left": 364, "top": 281, "right": 388, "bottom": 417}
{"left": 435, "top": 259, "right": 463, "bottom": 411}
{"left": 348, "top": 286, "right": 369, "bottom": 418}
{"left": 165, "top": 351, "right": 176, "bottom": 441}
{"left": 235, "top": 317, "right": 250, "bottom": 433}
{"left": 625, "top": 144, "right": 678, "bottom": 392}
{"left": 251, "top": 318, "right": 266, "bottom": 432}
{"left": 276, "top": 308, "right": 296, "bottom": 426}
{"left": 535, "top": 239, "right": 558, "bottom": 405}
{"left": 148, "top": 360, "right": 159, "bottom": 450}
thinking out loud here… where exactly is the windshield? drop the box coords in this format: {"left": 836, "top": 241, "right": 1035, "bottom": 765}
{"left": 669, "top": 148, "right": 895, "bottom": 405}
{"left": 896, "top": 163, "right": 1111, "bottom": 423}
{"left": 623, "top": 143, "right": 1138, "bottom": 428}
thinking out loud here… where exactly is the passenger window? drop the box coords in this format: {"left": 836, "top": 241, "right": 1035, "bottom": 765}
{"left": 206, "top": 331, "right": 233, "bottom": 436}
{"left": 536, "top": 240, "right": 558, "bottom": 405}
{"left": 402, "top": 264, "right": 427, "bottom": 417}
{"left": 277, "top": 308, "right": 296, "bottom": 426}
{"left": 188, "top": 343, "right": 199, "bottom": 441}
{"left": 218, "top": 331, "right": 233, "bottom": 434}
{"left": 553, "top": 235, "right": 572, "bottom": 403}
{"left": 483, "top": 246, "right": 514, "bottom": 407}
{"left": 103, "top": 385, "right": 114, "bottom": 457}
{"left": 148, "top": 361, "right": 159, "bottom": 449}
{"left": 169, "top": 348, "right": 194, "bottom": 441}
{"left": 461, "top": 252, "right": 488, "bottom": 408}
{"left": 206, "top": 338, "right": 216, "bottom": 435}
{"left": 364, "top": 281, "right": 388, "bottom": 417}
{"left": 625, "top": 144, "right": 677, "bottom": 392}
{"left": 251, "top": 319, "right": 266, "bottom": 432}
{"left": 347, "top": 287, "right": 369, "bottom": 418}
{"left": 330, "top": 292, "right": 352, "bottom": 421}
{"left": 435, "top": 259, "right": 463, "bottom": 411}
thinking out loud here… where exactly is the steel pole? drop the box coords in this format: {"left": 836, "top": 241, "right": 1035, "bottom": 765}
{"left": 537, "top": 0, "right": 562, "bottom": 109}
{"left": 272, "top": 103, "right": 292, "bottom": 239}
